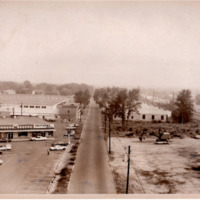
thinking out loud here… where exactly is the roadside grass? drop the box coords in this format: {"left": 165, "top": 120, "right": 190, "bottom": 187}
{"left": 51, "top": 106, "right": 89, "bottom": 194}
{"left": 108, "top": 120, "right": 200, "bottom": 138}
{"left": 52, "top": 167, "right": 72, "bottom": 194}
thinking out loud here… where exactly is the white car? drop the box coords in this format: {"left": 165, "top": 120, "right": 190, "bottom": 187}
{"left": 50, "top": 145, "right": 67, "bottom": 151}
{"left": 0, "top": 143, "right": 12, "bottom": 151}
{"left": 69, "top": 123, "right": 79, "bottom": 128}
{"left": 53, "top": 142, "right": 68, "bottom": 147}
{"left": 0, "top": 159, "right": 3, "bottom": 165}
{"left": 30, "top": 136, "right": 47, "bottom": 141}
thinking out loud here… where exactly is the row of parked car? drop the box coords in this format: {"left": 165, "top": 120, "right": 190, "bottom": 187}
{"left": 30, "top": 123, "right": 79, "bottom": 141}
{"left": 49, "top": 123, "right": 79, "bottom": 151}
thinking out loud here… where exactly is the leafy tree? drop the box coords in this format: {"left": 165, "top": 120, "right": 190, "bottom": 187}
{"left": 112, "top": 88, "right": 128, "bottom": 131}
{"left": 60, "top": 88, "right": 72, "bottom": 96}
{"left": 45, "top": 85, "right": 60, "bottom": 95}
{"left": 74, "top": 89, "right": 91, "bottom": 108}
{"left": 93, "top": 87, "right": 119, "bottom": 122}
{"left": 172, "top": 89, "right": 194, "bottom": 123}
{"left": 112, "top": 88, "right": 141, "bottom": 131}
{"left": 94, "top": 87, "right": 141, "bottom": 129}
{"left": 126, "top": 89, "right": 141, "bottom": 126}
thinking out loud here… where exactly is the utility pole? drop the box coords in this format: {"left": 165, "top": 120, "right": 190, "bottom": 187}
{"left": 109, "top": 117, "right": 111, "bottom": 154}
{"left": 68, "top": 130, "right": 71, "bottom": 145}
{"left": 126, "top": 146, "right": 131, "bottom": 194}
{"left": 21, "top": 102, "right": 23, "bottom": 116}
{"left": 13, "top": 107, "right": 15, "bottom": 116}
{"left": 46, "top": 141, "right": 49, "bottom": 155}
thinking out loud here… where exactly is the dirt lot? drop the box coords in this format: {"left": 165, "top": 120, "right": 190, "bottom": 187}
{"left": 108, "top": 136, "right": 200, "bottom": 194}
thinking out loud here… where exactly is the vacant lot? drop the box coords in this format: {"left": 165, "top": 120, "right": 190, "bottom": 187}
{"left": 108, "top": 136, "right": 200, "bottom": 194}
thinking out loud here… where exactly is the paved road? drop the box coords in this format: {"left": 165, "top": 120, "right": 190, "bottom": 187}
{"left": 68, "top": 101, "right": 116, "bottom": 194}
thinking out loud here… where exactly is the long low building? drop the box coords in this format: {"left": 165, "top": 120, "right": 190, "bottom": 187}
{"left": 0, "top": 94, "right": 80, "bottom": 122}
{"left": 0, "top": 116, "right": 55, "bottom": 140}
{"left": 114, "top": 103, "right": 171, "bottom": 122}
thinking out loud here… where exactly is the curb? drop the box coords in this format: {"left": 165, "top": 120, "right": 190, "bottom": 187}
{"left": 67, "top": 106, "right": 91, "bottom": 193}
{"left": 46, "top": 147, "right": 67, "bottom": 194}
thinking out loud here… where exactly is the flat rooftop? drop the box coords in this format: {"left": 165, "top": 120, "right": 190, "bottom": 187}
{"left": 0, "top": 116, "right": 51, "bottom": 125}
{"left": 0, "top": 94, "right": 74, "bottom": 106}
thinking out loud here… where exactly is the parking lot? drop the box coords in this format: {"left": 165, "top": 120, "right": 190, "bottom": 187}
{"left": 0, "top": 121, "right": 75, "bottom": 194}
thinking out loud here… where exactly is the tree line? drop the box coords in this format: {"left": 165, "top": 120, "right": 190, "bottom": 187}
{"left": 0, "top": 80, "right": 94, "bottom": 96}
{"left": 94, "top": 87, "right": 195, "bottom": 128}
{"left": 93, "top": 87, "right": 141, "bottom": 131}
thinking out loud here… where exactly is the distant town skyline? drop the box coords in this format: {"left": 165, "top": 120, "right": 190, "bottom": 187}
{"left": 1, "top": 1, "right": 200, "bottom": 89}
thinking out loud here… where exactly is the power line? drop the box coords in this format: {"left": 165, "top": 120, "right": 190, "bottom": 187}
{"left": 104, "top": 118, "right": 146, "bottom": 193}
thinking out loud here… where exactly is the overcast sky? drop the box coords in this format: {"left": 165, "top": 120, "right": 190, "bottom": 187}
{"left": 0, "top": 1, "right": 200, "bottom": 89}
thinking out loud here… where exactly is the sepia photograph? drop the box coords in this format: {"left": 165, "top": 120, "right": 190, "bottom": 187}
{"left": 0, "top": 0, "right": 200, "bottom": 198}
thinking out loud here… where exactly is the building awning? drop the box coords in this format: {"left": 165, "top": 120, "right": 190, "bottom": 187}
{"left": 0, "top": 129, "right": 55, "bottom": 133}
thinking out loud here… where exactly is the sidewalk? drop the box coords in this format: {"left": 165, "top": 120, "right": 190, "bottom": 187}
{"left": 11, "top": 138, "right": 55, "bottom": 142}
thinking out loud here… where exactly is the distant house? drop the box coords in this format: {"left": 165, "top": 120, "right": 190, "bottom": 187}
{"left": 0, "top": 94, "right": 79, "bottom": 120}
{"left": 57, "top": 103, "right": 81, "bottom": 122}
{"left": 0, "top": 116, "right": 55, "bottom": 140}
{"left": 114, "top": 103, "right": 171, "bottom": 122}
{"left": 2, "top": 90, "right": 16, "bottom": 95}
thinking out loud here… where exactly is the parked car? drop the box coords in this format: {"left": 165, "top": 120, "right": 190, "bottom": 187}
{"left": 155, "top": 139, "right": 169, "bottom": 145}
{"left": 52, "top": 142, "right": 68, "bottom": 147}
{"left": 50, "top": 145, "right": 67, "bottom": 151}
{"left": 191, "top": 134, "right": 200, "bottom": 139}
{"left": 0, "top": 159, "right": 3, "bottom": 165}
{"left": 69, "top": 123, "right": 79, "bottom": 127}
{"left": 0, "top": 143, "right": 12, "bottom": 151}
{"left": 30, "top": 136, "right": 47, "bottom": 141}
{"left": 171, "top": 133, "right": 184, "bottom": 139}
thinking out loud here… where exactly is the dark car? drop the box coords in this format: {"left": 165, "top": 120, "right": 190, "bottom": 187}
{"left": 52, "top": 142, "right": 68, "bottom": 147}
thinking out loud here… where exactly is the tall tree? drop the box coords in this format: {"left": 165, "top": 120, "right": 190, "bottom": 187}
{"left": 126, "top": 89, "right": 141, "bottom": 126}
{"left": 93, "top": 87, "right": 119, "bottom": 121}
{"left": 112, "top": 88, "right": 141, "bottom": 131}
{"left": 74, "top": 89, "right": 91, "bottom": 108}
{"left": 112, "top": 88, "right": 128, "bottom": 131}
{"left": 172, "top": 89, "right": 194, "bottom": 123}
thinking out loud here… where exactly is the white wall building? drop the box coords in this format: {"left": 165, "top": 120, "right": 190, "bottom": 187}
{"left": 0, "top": 94, "right": 79, "bottom": 119}
{"left": 114, "top": 103, "right": 171, "bottom": 122}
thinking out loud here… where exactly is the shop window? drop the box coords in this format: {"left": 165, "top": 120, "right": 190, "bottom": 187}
{"left": 18, "top": 132, "right": 28, "bottom": 137}
{"left": 48, "top": 131, "right": 53, "bottom": 136}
